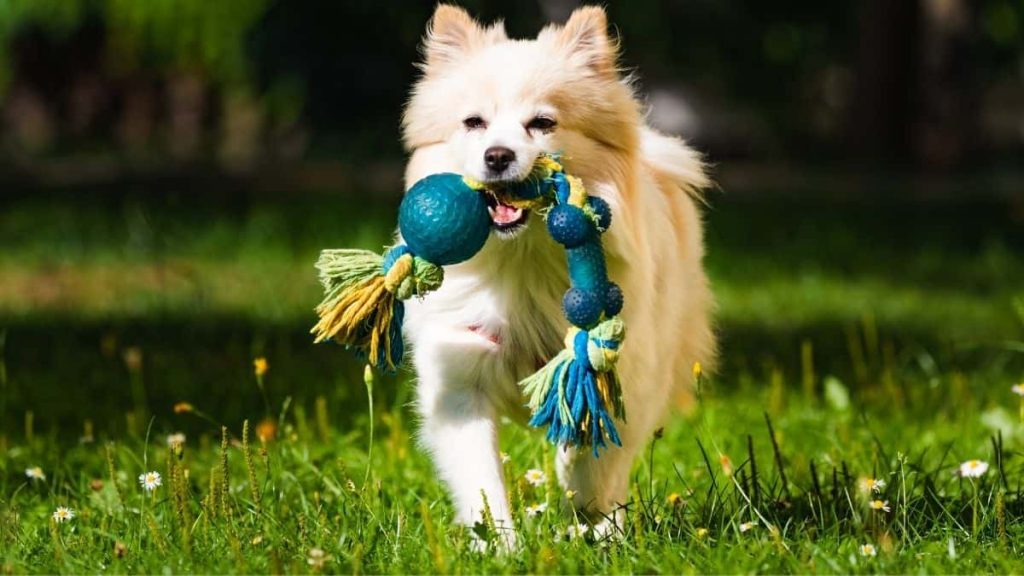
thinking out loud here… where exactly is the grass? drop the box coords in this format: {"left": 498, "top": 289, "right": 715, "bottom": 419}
{"left": 3, "top": 338, "right": 1024, "bottom": 573}
{"left": 1, "top": 185, "right": 1023, "bottom": 573}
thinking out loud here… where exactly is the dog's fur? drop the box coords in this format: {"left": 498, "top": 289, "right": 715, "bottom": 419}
{"left": 400, "top": 4, "right": 715, "bottom": 544}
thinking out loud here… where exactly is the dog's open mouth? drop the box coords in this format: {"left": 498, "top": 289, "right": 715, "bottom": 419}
{"left": 483, "top": 190, "right": 529, "bottom": 233}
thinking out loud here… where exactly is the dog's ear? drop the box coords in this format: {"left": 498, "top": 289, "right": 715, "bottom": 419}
{"left": 555, "top": 6, "right": 617, "bottom": 78}
{"left": 423, "top": 4, "right": 506, "bottom": 69}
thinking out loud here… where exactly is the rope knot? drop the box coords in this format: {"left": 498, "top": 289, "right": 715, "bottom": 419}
{"left": 382, "top": 244, "right": 444, "bottom": 300}
{"left": 383, "top": 253, "right": 414, "bottom": 295}
{"left": 565, "top": 317, "right": 625, "bottom": 373}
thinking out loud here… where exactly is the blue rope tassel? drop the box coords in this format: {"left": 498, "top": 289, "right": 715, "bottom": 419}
{"left": 525, "top": 322, "right": 625, "bottom": 455}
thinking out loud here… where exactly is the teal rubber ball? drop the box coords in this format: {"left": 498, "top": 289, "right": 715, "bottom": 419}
{"left": 399, "top": 173, "right": 491, "bottom": 266}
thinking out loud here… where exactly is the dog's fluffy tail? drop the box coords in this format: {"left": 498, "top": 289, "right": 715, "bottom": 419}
{"left": 639, "top": 126, "right": 716, "bottom": 413}
{"left": 639, "top": 127, "right": 711, "bottom": 201}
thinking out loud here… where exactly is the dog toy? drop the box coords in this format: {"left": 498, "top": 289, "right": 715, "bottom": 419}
{"left": 312, "top": 155, "right": 626, "bottom": 454}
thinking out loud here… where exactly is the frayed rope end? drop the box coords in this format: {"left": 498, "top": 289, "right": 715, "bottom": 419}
{"left": 520, "top": 317, "right": 626, "bottom": 456}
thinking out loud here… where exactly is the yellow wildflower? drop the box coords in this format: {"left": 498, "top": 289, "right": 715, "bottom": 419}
{"left": 253, "top": 357, "right": 269, "bottom": 377}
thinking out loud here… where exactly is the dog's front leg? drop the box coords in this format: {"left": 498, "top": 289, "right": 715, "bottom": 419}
{"left": 416, "top": 362, "right": 515, "bottom": 550}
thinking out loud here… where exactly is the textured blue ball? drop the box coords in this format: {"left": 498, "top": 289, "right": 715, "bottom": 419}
{"left": 563, "top": 287, "right": 603, "bottom": 328}
{"left": 547, "top": 204, "right": 593, "bottom": 248}
{"left": 399, "top": 173, "right": 491, "bottom": 265}
{"left": 604, "top": 282, "right": 623, "bottom": 316}
{"left": 588, "top": 196, "right": 612, "bottom": 231}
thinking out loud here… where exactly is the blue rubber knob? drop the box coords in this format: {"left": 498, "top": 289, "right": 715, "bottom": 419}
{"left": 605, "top": 282, "right": 623, "bottom": 316}
{"left": 547, "top": 204, "right": 593, "bottom": 248}
{"left": 563, "top": 287, "right": 603, "bottom": 328}
{"left": 588, "top": 196, "right": 612, "bottom": 231}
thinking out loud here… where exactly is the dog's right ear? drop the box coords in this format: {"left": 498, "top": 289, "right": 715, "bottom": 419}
{"left": 555, "top": 6, "right": 617, "bottom": 79}
{"left": 422, "top": 4, "right": 505, "bottom": 69}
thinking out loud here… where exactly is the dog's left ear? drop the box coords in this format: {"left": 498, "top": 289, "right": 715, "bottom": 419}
{"left": 555, "top": 6, "right": 617, "bottom": 78}
{"left": 423, "top": 4, "right": 507, "bottom": 70}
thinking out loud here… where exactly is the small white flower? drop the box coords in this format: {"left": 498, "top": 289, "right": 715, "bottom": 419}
{"left": 859, "top": 477, "right": 886, "bottom": 493}
{"left": 524, "top": 468, "right": 547, "bottom": 487}
{"left": 870, "top": 499, "right": 891, "bottom": 513}
{"left": 1012, "top": 384, "right": 1024, "bottom": 397}
{"left": 167, "top": 433, "right": 186, "bottom": 447}
{"left": 565, "top": 523, "right": 589, "bottom": 540}
{"left": 52, "top": 507, "right": 74, "bottom": 523}
{"left": 25, "top": 466, "right": 45, "bottom": 481}
{"left": 739, "top": 520, "right": 758, "bottom": 533}
{"left": 525, "top": 502, "right": 548, "bottom": 517}
{"left": 860, "top": 543, "right": 877, "bottom": 557}
{"left": 500, "top": 452, "right": 510, "bottom": 464}
{"left": 959, "top": 460, "right": 989, "bottom": 478}
{"left": 138, "top": 471, "right": 162, "bottom": 491}
{"left": 307, "top": 547, "right": 331, "bottom": 568}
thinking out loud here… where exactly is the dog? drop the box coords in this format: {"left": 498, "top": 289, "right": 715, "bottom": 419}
{"left": 400, "top": 4, "right": 715, "bottom": 546}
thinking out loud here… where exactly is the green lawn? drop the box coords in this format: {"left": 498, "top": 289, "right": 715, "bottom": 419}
{"left": 1, "top": 186, "right": 1023, "bottom": 573}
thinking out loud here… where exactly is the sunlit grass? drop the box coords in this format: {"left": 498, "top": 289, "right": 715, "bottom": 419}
{"left": 2, "top": 333, "right": 1024, "bottom": 573}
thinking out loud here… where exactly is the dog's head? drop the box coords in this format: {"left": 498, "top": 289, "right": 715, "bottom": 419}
{"left": 403, "top": 5, "right": 641, "bottom": 235}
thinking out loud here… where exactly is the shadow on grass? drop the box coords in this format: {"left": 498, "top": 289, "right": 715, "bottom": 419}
{"left": 3, "top": 314, "right": 1019, "bottom": 443}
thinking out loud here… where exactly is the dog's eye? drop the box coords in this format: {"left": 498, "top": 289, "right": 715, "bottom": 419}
{"left": 463, "top": 116, "right": 486, "bottom": 130}
{"left": 526, "top": 116, "right": 557, "bottom": 132}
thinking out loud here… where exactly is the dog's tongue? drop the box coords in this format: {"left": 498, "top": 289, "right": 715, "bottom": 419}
{"left": 488, "top": 201, "right": 523, "bottom": 225}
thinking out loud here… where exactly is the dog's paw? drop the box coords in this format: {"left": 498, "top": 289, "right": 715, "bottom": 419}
{"left": 593, "top": 512, "right": 622, "bottom": 541}
{"left": 590, "top": 511, "right": 626, "bottom": 544}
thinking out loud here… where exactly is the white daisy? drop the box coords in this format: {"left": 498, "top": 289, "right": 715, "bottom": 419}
{"left": 565, "top": 523, "right": 589, "bottom": 540}
{"left": 525, "top": 502, "right": 548, "bottom": 517}
{"left": 739, "top": 520, "right": 758, "bottom": 533}
{"left": 25, "top": 466, "right": 45, "bottom": 481}
{"left": 1012, "top": 383, "right": 1024, "bottom": 396}
{"left": 859, "top": 477, "right": 886, "bottom": 493}
{"left": 860, "top": 543, "right": 877, "bottom": 557}
{"left": 52, "top": 507, "right": 74, "bottom": 523}
{"left": 959, "top": 460, "right": 989, "bottom": 478}
{"left": 524, "top": 468, "right": 547, "bottom": 487}
{"left": 307, "top": 547, "right": 330, "bottom": 569}
{"left": 869, "top": 499, "right": 891, "bottom": 513}
{"left": 166, "top": 433, "right": 186, "bottom": 447}
{"left": 138, "top": 471, "right": 162, "bottom": 491}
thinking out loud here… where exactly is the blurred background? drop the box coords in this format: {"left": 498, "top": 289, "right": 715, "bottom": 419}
{"left": 0, "top": 0, "right": 1021, "bottom": 439}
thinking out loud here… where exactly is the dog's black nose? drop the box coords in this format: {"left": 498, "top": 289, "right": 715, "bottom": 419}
{"left": 484, "top": 146, "right": 515, "bottom": 173}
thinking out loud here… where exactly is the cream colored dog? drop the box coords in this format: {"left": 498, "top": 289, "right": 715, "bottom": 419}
{"left": 401, "top": 4, "right": 715, "bottom": 545}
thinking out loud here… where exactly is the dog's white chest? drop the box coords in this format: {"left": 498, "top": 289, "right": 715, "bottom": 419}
{"left": 403, "top": 226, "right": 569, "bottom": 412}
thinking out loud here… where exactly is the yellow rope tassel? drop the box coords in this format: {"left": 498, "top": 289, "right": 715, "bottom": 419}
{"left": 312, "top": 276, "right": 390, "bottom": 342}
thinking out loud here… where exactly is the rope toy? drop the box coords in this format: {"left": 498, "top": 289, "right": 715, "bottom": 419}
{"left": 312, "top": 154, "right": 626, "bottom": 454}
